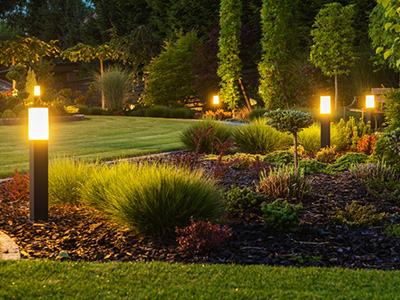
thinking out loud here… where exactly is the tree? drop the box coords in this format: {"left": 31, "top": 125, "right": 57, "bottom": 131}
{"left": 62, "top": 42, "right": 122, "bottom": 108}
{"left": 144, "top": 32, "right": 199, "bottom": 107}
{"left": 217, "top": 0, "right": 242, "bottom": 112}
{"left": 258, "top": 0, "right": 298, "bottom": 109}
{"left": 265, "top": 109, "right": 313, "bottom": 173}
{"left": 310, "top": 3, "right": 357, "bottom": 111}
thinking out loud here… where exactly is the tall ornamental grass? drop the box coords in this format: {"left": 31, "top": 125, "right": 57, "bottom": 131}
{"left": 232, "top": 118, "right": 291, "bottom": 154}
{"left": 297, "top": 123, "right": 321, "bottom": 155}
{"left": 80, "top": 162, "right": 223, "bottom": 237}
{"left": 49, "top": 156, "right": 92, "bottom": 206}
{"left": 95, "top": 67, "right": 132, "bottom": 109}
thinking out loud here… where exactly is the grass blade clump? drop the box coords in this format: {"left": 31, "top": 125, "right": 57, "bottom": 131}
{"left": 49, "top": 156, "right": 92, "bottom": 206}
{"left": 80, "top": 162, "right": 223, "bottom": 237}
{"left": 232, "top": 118, "right": 290, "bottom": 154}
{"left": 297, "top": 123, "right": 321, "bottom": 155}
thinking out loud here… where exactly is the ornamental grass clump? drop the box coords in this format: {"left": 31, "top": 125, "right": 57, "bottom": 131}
{"left": 49, "top": 157, "right": 92, "bottom": 206}
{"left": 297, "top": 123, "right": 321, "bottom": 155}
{"left": 232, "top": 118, "right": 290, "bottom": 154}
{"left": 258, "top": 165, "right": 311, "bottom": 200}
{"left": 80, "top": 162, "right": 223, "bottom": 237}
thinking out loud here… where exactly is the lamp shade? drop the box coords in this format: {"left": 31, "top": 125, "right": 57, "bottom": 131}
{"left": 213, "top": 95, "right": 219, "bottom": 105}
{"left": 320, "top": 96, "right": 331, "bottom": 114}
{"left": 366, "top": 95, "right": 375, "bottom": 108}
{"left": 29, "top": 108, "right": 49, "bottom": 140}
{"left": 34, "top": 86, "right": 41, "bottom": 96}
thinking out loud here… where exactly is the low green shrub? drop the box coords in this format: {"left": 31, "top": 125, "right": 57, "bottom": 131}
{"left": 249, "top": 108, "right": 268, "bottom": 120}
{"left": 80, "top": 162, "right": 223, "bottom": 237}
{"left": 145, "top": 106, "right": 171, "bottom": 118}
{"left": 232, "top": 118, "right": 290, "bottom": 154}
{"left": 49, "top": 157, "right": 92, "bottom": 206}
{"left": 329, "top": 152, "right": 368, "bottom": 172}
{"left": 169, "top": 107, "right": 196, "bottom": 119}
{"left": 6, "top": 97, "right": 18, "bottom": 110}
{"left": 261, "top": 199, "right": 303, "bottom": 232}
{"left": 223, "top": 186, "right": 268, "bottom": 213}
{"left": 257, "top": 165, "right": 311, "bottom": 200}
{"left": 297, "top": 123, "right": 321, "bottom": 155}
{"left": 89, "top": 107, "right": 103, "bottom": 115}
{"left": 330, "top": 202, "right": 388, "bottom": 228}
{"left": 12, "top": 104, "right": 25, "bottom": 115}
{"left": 385, "top": 224, "right": 400, "bottom": 238}
{"left": 18, "top": 109, "right": 28, "bottom": 118}
{"left": 372, "top": 133, "right": 400, "bottom": 172}
{"left": 2, "top": 109, "right": 16, "bottom": 119}
{"left": 180, "top": 120, "right": 232, "bottom": 154}
{"left": 316, "top": 146, "right": 338, "bottom": 163}
{"left": 263, "top": 150, "right": 293, "bottom": 166}
{"left": 77, "top": 105, "right": 89, "bottom": 115}
{"left": 223, "top": 153, "right": 262, "bottom": 170}
{"left": 298, "top": 160, "right": 329, "bottom": 175}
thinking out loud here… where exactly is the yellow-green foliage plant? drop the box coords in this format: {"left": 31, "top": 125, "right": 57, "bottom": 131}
{"left": 80, "top": 162, "right": 223, "bottom": 237}
{"left": 297, "top": 123, "right": 321, "bottom": 155}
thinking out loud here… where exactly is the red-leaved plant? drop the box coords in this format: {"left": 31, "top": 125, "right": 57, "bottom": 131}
{"left": 211, "top": 137, "right": 238, "bottom": 179}
{"left": 175, "top": 217, "right": 232, "bottom": 254}
{"left": 2, "top": 169, "right": 30, "bottom": 202}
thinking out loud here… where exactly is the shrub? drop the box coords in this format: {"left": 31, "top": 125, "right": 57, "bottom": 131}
{"left": 48, "top": 157, "right": 92, "bottom": 206}
{"left": 203, "top": 109, "right": 233, "bottom": 120}
{"left": 224, "top": 153, "right": 260, "bottom": 170}
{"left": 232, "top": 118, "right": 290, "bottom": 154}
{"left": 331, "top": 117, "right": 372, "bottom": 151}
{"left": 372, "top": 132, "right": 400, "bottom": 171}
{"left": 385, "top": 224, "right": 400, "bottom": 238}
{"left": 80, "top": 162, "right": 223, "bottom": 237}
{"left": 89, "top": 107, "right": 103, "bottom": 115}
{"left": 383, "top": 88, "right": 400, "bottom": 131}
{"left": 297, "top": 123, "right": 321, "bottom": 155}
{"left": 357, "top": 134, "right": 377, "bottom": 155}
{"left": 0, "top": 112, "right": 2, "bottom": 118}
{"left": 263, "top": 150, "right": 293, "bottom": 166}
{"left": 94, "top": 66, "right": 132, "bottom": 109}
{"left": 258, "top": 165, "right": 311, "bottom": 200}
{"left": 76, "top": 105, "right": 89, "bottom": 115}
{"left": 2, "top": 109, "right": 16, "bottom": 119}
{"left": 250, "top": 156, "right": 271, "bottom": 177}
{"left": 169, "top": 107, "right": 196, "bottom": 119}
{"left": 18, "top": 109, "right": 28, "bottom": 118}
{"left": 145, "top": 106, "right": 171, "bottom": 118}
{"left": 316, "top": 146, "right": 338, "bottom": 163}
{"left": 249, "top": 108, "right": 268, "bottom": 120}
{"left": 168, "top": 151, "right": 204, "bottom": 170}
{"left": 330, "top": 202, "right": 388, "bottom": 228}
{"left": 12, "top": 104, "right": 25, "bottom": 115}
{"left": 180, "top": 120, "right": 232, "bottom": 154}
{"left": 223, "top": 186, "right": 268, "bottom": 213}
{"left": 298, "top": 160, "right": 329, "bottom": 175}
{"left": 329, "top": 152, "right": 368, "bottom": 172}
{"left": 6, "top": 97, "right": 19, "bottom": 110}
{"left": 1, "top": 169, "right": 29, "bottom": 202}
{"left": 261, "top": 199, "right": 303, "bottom": 232}
{"left": 175, "top": 217, "right": 232, "bottom": 254}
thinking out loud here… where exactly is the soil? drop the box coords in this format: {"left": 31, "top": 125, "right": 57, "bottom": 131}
{"left": 1, "top": 157, "right": 400, "bottom": 270}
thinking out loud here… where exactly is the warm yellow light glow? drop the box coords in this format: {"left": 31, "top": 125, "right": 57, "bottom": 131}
{"left": 366, "top": 95, "right": 375, "bottom": 108}
{"left": 34, "top": 86, "right": 41, "bottom": 96}
{"left": 213, "top": 95, "right": 219, "bottom": 105}
{"left": 12, "top": 89, "right": 18, "bottom": 97}
{"left": 320, "top": 96, "right": 331, "bottom": 114}
{"left": 29, "top": 108, "right": 49, "bottom": 140}
{"left": 129, "top": 104, "right": 135, "bottom": 110}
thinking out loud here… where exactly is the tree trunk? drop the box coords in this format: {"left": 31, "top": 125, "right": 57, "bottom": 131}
{"left": 11, "top": 56, "right": 16, "bottom": 91}
{"left": 274, "top": 59, "right": 290, "bottom": 109}
{"left": 238, "top": 78, "right": 251, "bottom": 111}
{"left": 293, "top": 133, "right": 298, "bottom": 174}
{"left": 100, "top": 59, "right": 105, "bottom": 109}
{"left": 334, "top": 74, "right": 338, "bottom": 111}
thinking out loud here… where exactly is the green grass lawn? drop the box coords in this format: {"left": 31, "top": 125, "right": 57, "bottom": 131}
{"left": 0, "top": 260, "right": 399, "bottom": 299}
{"left": 0, "top": 116, "right": 197, "bottom": 178}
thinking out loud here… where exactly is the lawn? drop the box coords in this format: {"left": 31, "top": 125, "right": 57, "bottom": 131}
{"left": 0, "top": 116, "right": 197, "bottom": 178}
{"left": 0, "top": 260, "right": 399, "bottom": 299}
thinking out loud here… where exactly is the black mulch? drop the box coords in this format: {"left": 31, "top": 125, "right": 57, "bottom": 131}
{"left": 1, "top": 158, "right": 400, "bottom": 270}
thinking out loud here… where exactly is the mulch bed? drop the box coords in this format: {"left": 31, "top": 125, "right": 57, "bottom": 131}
{"left": 1, "top": 158, "right": 400, "bottom": 270}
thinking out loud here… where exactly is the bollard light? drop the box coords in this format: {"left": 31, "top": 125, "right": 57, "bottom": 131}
{"left": 366, "top": 95, "right": 375, "bottom": 109}
{"left": 213, "top": 95, "right": 219, "bottom": 105}
{"left": 320, "top": 96, "right": 331, "bottom": 148}
{"left": 28, "top": 107, "right": 49, "bottom": 221}
{"left": 34, "top": 85, "right": 41, "bottom": 96}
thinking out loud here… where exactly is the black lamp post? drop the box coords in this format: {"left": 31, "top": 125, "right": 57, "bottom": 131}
{"left": 320, "top": 96, "right": 331, "bottom": 149}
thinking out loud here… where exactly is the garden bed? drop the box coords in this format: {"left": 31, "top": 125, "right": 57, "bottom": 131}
{"left": 0, "top": 156, "right": 399, "bottom": 270}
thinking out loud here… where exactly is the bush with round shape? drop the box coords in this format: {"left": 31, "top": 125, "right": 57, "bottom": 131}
{"left": 330, "top": 152, "right": 368, "bottom": 172}
{"left": 261, "top": 199, "right": 303, "bottom": 232}
{"left": 249, "top": 108, "right": 268, "bottom": 120}
{"left": 6, "top": 97, "right": 19, "bottom": 110}
{"left": 180, "top": 120, "right": 232, "bottom": 154}
{"left": 12, "top": 104, "right": 25, "bottom": 115}
{"left": 145, "top": 106, "right": 171, "bottom": 118}
{"left": 89, "top": 107, "right": 103, "bottom": 115}
{"left": 316, "top": 146, "right": 338, "bottom": 163}
{"left": 232, "top": 118, "right": 290, "bottom": 154}
{"left": 298, "top": 159, "right": 329, "bottom": 175}
{"left": 77, "top": 105, "right": 89, "bottom": 115}
{"left": 263, "top": 150, "right": 293, "bottom": 166}
{"left": 18, "top": 109, "right": 28, "bottom": 119}
{"left": 2, "top": 109, "right": 16, "bottom": 119}
{"left": 223, "top": 185, "right": 267, "bottom": 213}
{"left": 169, "top": 107, "right": 196, "bottom": 119}
{"left": 80, "top": 162, "right": 224, "bottom": 237}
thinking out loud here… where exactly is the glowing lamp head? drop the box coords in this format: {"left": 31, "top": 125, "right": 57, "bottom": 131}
{"left": 366, "top": 95, "right": 375, "bottom": 109}
{"left": 213, "top": 95, "right": 219, "bottom": 105}
{"left": 320, "top": 96, "right": 331, "bottom": 114}
{"left": 34, "top": 86, "right": 41, "bottom": 97}
{"left": 29, "top": 108, "right": 49, "bottom": 140}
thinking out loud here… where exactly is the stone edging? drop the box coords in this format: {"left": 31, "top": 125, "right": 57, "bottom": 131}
{"left": 0, "top": 231, "right": 20, "bottom": 260}
{"left": 0, "top": 114, "right": 85, "bottom": 126}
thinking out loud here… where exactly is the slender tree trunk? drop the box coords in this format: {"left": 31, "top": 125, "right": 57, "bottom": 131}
{"left": 274, "top": 59, "right": 290, "bottom": 109}
{"left": 238, "top": 78, "right": 251, "bottom": 111}
{"left": 293, "top": 133, "right": 298, "bottom": 174}
{"left": 100, "top": 59, "right": 105, "bottom": 109}
{"left": 11, "top": 56, "right": 16, "bottom": 91}
{"left": 334, "top": 74, "right": 338, "bottom": 111}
